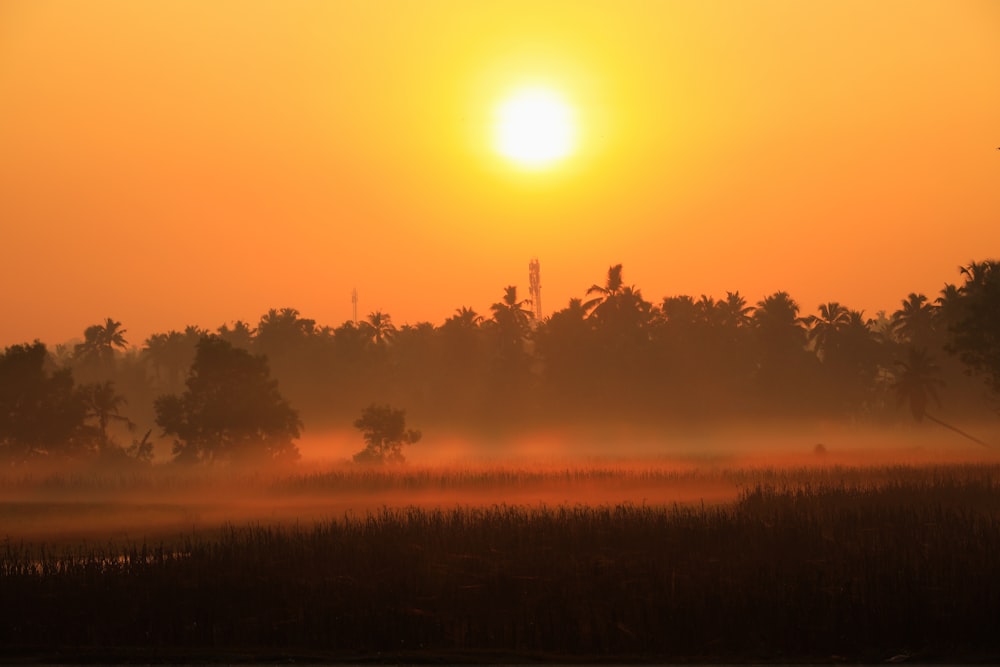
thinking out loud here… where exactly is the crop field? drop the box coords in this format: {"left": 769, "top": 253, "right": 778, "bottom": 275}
{"left": 2, "top": 453, "right": 1000, "bottom": 663}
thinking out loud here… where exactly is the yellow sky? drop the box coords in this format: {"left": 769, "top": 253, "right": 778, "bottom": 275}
{"left": 2, "top": 0, "right": 999, "bottom": 347}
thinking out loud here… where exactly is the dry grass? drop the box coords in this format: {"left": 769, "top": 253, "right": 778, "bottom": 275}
{"left": 1, "top": 460, "right": 999, "bottom": 661}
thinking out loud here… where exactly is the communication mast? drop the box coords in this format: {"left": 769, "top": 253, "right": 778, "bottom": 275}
{"left": 528, "top": 258, "right": 542, "bottom": 320}
{"left": 351, "top": 288, "right": 358, "bottom": 325}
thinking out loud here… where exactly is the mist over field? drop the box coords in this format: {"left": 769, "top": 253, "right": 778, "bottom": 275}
{"left": 3, "top": 2, "right": 999, "bottom": 660}
{"left": 3, "top": 421, "right": 996, "bottom": 546}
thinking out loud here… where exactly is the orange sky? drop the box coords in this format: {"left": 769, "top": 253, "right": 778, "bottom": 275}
{"left": 2, "top": 0, "right": 999, "bottom": 348}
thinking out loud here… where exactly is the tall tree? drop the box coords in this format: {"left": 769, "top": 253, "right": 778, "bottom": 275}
{"left": 143, "top": 327, "right": 206, "bottom": 390}
{"left": 79, "top": 380, "right": 134, "bottom": 454}
{"left": 255, "top": 308, "right": 316, "bottom": 358}
{"left": 74, "top": 318, "right": 128, "bottom": 370}
{"left": 0, "top": 342, "right": 90, "bottom": 463}
{"left": 753, "top": 291, "right": 807, "bottom": 352}
{"left": 891, "top": 293, "right": 937, "bottom": 349}
{"left": 947, "top": 260, "right": 1000, "bottom": 396}
{"left": 490, "top": 286, "right": 533, "bottom": 352}
{"left": 716, "top": 291, "right": 755, "bottom": 332}
{"left": 363, "top": 311, "right": 396, "bottom": 347}
{"left": 217, "top": 320, "right": 256, "bottom": 349}
{"left": 892, "top": 348, "right": 990, "bottom": 447}
{"left": 155, "top": 337, "right": 301, "bottom": 464}
{"left": 751, "top": 292, "right": 815, "bottom": 411}
{"left": 582, "top": 264, "right": 625, "bottom": 315}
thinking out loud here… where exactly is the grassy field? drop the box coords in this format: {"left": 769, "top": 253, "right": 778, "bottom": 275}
{"left": 2, "top": 458, "right": 999, "bottom": 662}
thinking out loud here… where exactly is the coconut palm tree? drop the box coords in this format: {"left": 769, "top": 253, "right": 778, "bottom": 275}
{"left": 490, "top": 286, "right": 533, "bottom": 341}
{"left": 582, "top": 264, "right": 625, "bottom": 316}
{"left": 364, "top": 311, "right": 396, "bottom": 346}
{"left": 753, "top": 291, "right": 806, "bottom": 351}
{"left": 948, "top": 260, "right": 1000, "bottom": 395}
{"left": 143, "top": 328, "right": 205, "bottom": 389}
{"left": 74, "top": 318, "right": 128, "bottom": 368}
{"left": 446, "top": 307, "right": 483, "bottom": 330}
{"left": 958, "top": 260, "right": 993, "bottom": 291}
{"left": 255, "top": 308, "right": 316, "bottom": 357}
{"left": 804, "top": 302, "right": 852, "bottom": 361}
{"left": 217, "top": 320, "right": 255, "bottom": 349}
{"left": 716, "top": 291, "right": 755, "bottom": 331}
{"left": 79, "top": 380, "right": 134, "bottom": 453}
{"left": 892, "top": 348, "right": 990, "bottom": 447}
{"left": 487, "top": 285, "right": 535, "bottom": 380}
{"left": 891, "top": 293, "right": 936, "bottom": 348}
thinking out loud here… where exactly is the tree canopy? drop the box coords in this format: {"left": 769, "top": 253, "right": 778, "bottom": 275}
{"left": 353, "top": 404, "right": 421, "bottom": 464}
{"left": 155, "top": 336, "right": 301, "bottom": 464}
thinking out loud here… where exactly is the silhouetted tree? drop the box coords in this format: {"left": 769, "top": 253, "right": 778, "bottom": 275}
{"left": 935, "top": 283, "right": 964, "bottom": 332}
{"left": 216, "top": 320, "right": 255, "bottom": 349}
{"left": 79, "top": 380, "right": 134, "bottom": 455}
{"left": 155, "top": 337, "right": 301, "bottom": 464}
{"left": 583, "top": 264, "right": 625, "bottom": 315}
{"left": 363, "top": 311, "right": 396, "bottom": 347}
{"left": 535, "top": 298, "right": 595, "bottom": 411}
{"left": 0, "top": 342, "right": 90, "bottom": 463}
{"left": 255, "top": 308, "right": 316, "bottom": 358}
{"left": 446, "top": 307, "right": 483, "bottom": 330}
{"left": 143, "top": 327, "right": 206, "bottom": 390}
{"left": 352, "top": 403, "right": 421, "bottom": 464}
{"left": 891, "top": 293, "right": 937, "bottom": 349}
{"left": 716, "top": 291, "right": 755, "bottom": 332}
{"left": 490, "top": 285, "right": 533, "bottom": 356}
{"left": 892, "top": 347, "right": 990, "bottom": 447}
{"left": 947, "top": 260, "right": 1000, "bottom": 397}
{"left": 74, "top": 318, "right": 128, "bottom": 372}
{"left": 805, "top": 302, "right": 852, "bottom": 361}
{"left": 754, "top": 292, "right": 806, "bottom": 350}
{"left": 751, "top": 292, "right": 817, "bottom": 412}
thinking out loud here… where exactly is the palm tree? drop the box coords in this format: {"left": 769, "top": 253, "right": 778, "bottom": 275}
{"left": 753, "top": 291, "right": 806, "bottom": 351}
{"left": 716, "top": 291, "right": 755, "bottom": 330}
{"left": 364, "top": 311, "right": 396, "bottom": 346}
{"left": 74, "top": 318, "right": 128, "bottom": 368}
{"left": 892, "top": 348, "right": 990, "bottom": 447}
{"left": 489, "top": 285, "right": 533, "bottom": 361}
{"left": 891, "top": 293, "right": 936, "bottom": 348}
{"left": 491, "top": 286, "right": 533, "bottom": 333}
{"left": 79, "top": 380, "right": 134, "bottom": 453}
{"left": 958, "top": 260, "right": 992, "bottom": 291}
{"left": 440, "top": 307, "right": 484, "bottom": 363}
{"left": 934, "top": 283, "right": 963, "bottom": 332}
{"left": 143, "top": 328, "right": 204, "bottom": 389}
{"left": 948, "top": 260, "right": 1000, "bottom": 394}
{"left": 446, "top": 307, "right": 483, "bottom": 330}
{"left": 694, "top": 295, "right": 721, "bottom": 328}
{"left": 582, "top": 264, "right": 624, "bottom": 316}
{"left": 217, "top": 320, "right": 255, "bottom": 349}
{"left": 804, "top": 302, "right": 851, "bottom": 360}
{"left": 255, "top": 308, "right": 316, "bottom": 356}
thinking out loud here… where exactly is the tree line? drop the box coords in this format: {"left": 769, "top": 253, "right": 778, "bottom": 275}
{"left": 2, "top": 260, "right": 998, "bottom": 466}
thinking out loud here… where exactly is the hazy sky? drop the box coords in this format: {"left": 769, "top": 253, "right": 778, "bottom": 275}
{"left": 2, "top": 0, "right": 998, "bottom": 347}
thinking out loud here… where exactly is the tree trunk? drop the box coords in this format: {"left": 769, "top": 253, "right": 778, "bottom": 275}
{"left": 924, "top": 412, "right": 993, "bottom": 448}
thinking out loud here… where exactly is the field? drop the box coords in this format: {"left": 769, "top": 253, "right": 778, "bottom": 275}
{"left": 2, "top": 439, "right": 1000, "bottom": 663}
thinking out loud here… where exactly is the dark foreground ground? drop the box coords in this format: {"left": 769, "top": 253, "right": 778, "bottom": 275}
{"left": 2, "top": 463, "right": 1000, "bottom": 664}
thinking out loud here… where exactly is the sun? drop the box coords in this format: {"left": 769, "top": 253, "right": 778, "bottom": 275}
{"left": 493, "top": 87, "right": 577, "bottom": 169}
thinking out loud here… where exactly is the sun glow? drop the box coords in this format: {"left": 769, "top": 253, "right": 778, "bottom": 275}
{"left": 493, "top": 87, "right": 577, "bottom": 169}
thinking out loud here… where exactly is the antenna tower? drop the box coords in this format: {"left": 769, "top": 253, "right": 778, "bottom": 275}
{"left": 351, "top": 288, "right": 358, "bottom": 325}
{"left": 528, "top": 258, "right": 542, "bottom": 320}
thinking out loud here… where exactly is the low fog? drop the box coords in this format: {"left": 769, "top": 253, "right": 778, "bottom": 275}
{"left": 4, "top": 421, "right": 998, "bottom": 546}
{"left": 4, "top": 262, "right": 1000, "bottom": 544}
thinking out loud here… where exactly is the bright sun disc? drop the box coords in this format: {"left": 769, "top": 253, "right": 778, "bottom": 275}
{"left": 494, "top": 87, "right": 576, "bottom": 169}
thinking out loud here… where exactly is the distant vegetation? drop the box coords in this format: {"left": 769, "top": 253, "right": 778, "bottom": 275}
{"left": 2, "top": 463, "right": 998, "bottom": 662}
{"left": 2, "top": 259, "right": 999, "bottom": 466}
